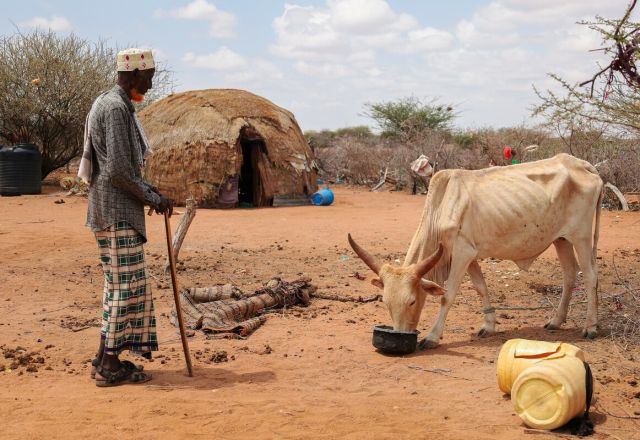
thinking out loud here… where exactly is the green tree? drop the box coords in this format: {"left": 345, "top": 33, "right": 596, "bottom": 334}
{"left": 363, "top": 96, "right": 455, "bottom": 138}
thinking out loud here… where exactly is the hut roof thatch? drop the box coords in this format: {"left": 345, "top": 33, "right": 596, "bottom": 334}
{"left": 139, "top": 89, "right": 317, "bottom": 206}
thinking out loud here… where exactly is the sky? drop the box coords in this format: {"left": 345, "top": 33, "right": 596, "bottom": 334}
{"left": 0, "top": 0, "right": 633, "bottom": 131}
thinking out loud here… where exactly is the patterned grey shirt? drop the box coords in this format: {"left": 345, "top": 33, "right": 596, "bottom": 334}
{"left": 85, "top": 85, "right": 161, "bottom": 240}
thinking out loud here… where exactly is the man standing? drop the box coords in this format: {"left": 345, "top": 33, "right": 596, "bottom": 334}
{"left": 79, "top": 48, "right": 173, "bottom": 386}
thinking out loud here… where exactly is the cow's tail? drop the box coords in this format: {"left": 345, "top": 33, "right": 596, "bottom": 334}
{"left": 592, "top": 182, "right": 603, "bottom": 263}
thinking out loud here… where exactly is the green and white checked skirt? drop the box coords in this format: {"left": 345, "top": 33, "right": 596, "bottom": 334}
{"left": 95, "top": 221, "right": 158, "bottom": 355}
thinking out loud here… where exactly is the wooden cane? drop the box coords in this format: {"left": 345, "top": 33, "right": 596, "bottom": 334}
{"left": 164, "top": 211, "right": 194, "bottom": 377}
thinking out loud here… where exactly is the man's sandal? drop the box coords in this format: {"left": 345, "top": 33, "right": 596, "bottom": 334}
{"left": 95, "top": 364, "right": 151, "bottom": 387}
{"left": 90, "top": 358, "right": 144, "bottom": 379}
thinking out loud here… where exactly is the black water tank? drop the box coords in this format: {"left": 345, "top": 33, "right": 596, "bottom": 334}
{"left": 0, "top": 143, "right": 42, "bottom": 196}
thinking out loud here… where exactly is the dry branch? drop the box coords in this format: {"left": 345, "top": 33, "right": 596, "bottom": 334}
{"left": 310, "top": 292, "right": 381, "bottom": 303}
{"left": 371, "top": 167, "right": 388, "bottom": 192}
{"left": 407, "top": 364, "right": 472, "bottom": 381}
{"left": 579, "top": 0, "right": 640, "bottom": 95}
{"left": 164, "top": 198, "right": 196, "bottom": 274}
{"left": 605, "top": 182, "right": 630, "bottom": 211}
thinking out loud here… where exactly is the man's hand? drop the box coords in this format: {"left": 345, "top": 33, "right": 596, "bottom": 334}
{"left": 154, "top": 195, "right": 174, "bottom": 217}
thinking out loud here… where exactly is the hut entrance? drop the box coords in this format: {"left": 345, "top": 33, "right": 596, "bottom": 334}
{"left": 239, "top": 134, "right": 266, "bottom": 207}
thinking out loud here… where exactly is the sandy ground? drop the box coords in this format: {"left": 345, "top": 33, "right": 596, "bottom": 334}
{"left": 1, "top": 185, "right": 639, "bottom": 440}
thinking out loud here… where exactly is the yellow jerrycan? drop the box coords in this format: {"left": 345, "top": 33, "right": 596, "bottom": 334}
{"left": 497, "top": 338, "right": 585, "bottom": 394}
{"left": 511, "top": 355, "right": 592, "bottom": 431}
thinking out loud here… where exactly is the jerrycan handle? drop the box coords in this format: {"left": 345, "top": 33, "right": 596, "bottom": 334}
{"left": 513, "top": 344, "right": 562, "bottom": 359}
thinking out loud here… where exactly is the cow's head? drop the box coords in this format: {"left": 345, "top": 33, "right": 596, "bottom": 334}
{"left": 348, "top": 234, "right": 445, "bottom": 332}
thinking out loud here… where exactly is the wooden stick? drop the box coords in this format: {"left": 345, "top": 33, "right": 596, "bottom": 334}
{"left": 310, "top": 292, "right": 380, "bottom": 303}
{"left": 164, "top": 211, "right": 194, "bottom": 377}
{"left": 605, "top": 182, "right": 629, "bottom": 212}
{"left": 164, "top": 198, "right": 197, "bottom": 274}
{"left": 371, "top": 167, "right": 388, "bottom": 192}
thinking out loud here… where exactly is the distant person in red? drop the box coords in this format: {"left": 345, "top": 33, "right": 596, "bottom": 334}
{"left": 503, "top": 146, "right": 519, "bottom": 165}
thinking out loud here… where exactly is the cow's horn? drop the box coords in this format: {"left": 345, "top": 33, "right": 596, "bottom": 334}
{"left": 415, "top": 244, "right": 443, "bottom": 278}
{"left": 348, "top": 234, "right": 382, "bottom": 275}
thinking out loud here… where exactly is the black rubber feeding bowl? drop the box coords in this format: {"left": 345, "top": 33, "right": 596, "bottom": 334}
{"left": 372, "top": 325, "right": 419, "bottom": 355}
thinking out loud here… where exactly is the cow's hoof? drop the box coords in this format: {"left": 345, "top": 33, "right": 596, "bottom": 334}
{"left": 544, "top": 322, "right": 560, "bottom": 331}
{"left": 582, "top": 329, "right": 597, "bottom": 339}
{"left": 419, "top": 338, "right": 440, "bottom": 350}
{"left": 477, "top": 328, "right": 493, "bottom": 337}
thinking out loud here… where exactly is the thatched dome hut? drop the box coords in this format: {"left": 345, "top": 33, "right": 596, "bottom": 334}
{"left": 139, "top": 89, "right": 318, "bottom": 207}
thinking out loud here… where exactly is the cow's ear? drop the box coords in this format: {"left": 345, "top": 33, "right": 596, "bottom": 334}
{"left": 371, "top": 277, "right": 384, "bottom": 289}
{"left": 420, "top": 279, "right": 445, "bottom": 296}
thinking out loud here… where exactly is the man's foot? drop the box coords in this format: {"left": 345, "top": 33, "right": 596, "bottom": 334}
{"left": 90, "top": 359, "right": 144, "bottom": 379}
{"left": 95, "top": 364, "right": 152, "bottom": 387}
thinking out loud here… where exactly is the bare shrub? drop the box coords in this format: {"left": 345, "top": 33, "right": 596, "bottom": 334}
{"left": 311, "top": 123, "right": 638, "bottom": 195}
{"left": 314, "top": 135, "right": 391, "bottom": 184}
{"left": 0, "top": 30, "right": 114, "bottom": 178}
{"left": 598, "top": 143, "right": 640, "bottom": 192}
{"left": 0, "top": 29, "right": 175, "bottom": 178}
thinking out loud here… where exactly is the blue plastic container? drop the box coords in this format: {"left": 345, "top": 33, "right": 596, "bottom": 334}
{"left": 312, "top": 188, "right": 334, "bottom": 206}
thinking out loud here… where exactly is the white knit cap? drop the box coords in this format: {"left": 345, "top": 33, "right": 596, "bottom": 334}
{"left": 117, "top": 48, "right": 155, "bottom": 72}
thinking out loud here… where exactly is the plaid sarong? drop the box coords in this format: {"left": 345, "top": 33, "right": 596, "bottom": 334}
{"left": 95, "top": 221, "right": 157, "bottom": 355}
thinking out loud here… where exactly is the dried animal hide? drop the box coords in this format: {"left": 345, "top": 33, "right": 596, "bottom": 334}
{"left": 172, "top": 277, "right": 315, "bottom": 338}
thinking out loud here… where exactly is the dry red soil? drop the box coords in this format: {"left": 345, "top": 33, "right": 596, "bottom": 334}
{"left": 1, "top": 185, "right": 639, "bottom": 440}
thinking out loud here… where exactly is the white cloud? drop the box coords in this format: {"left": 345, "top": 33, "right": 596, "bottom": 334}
{"left": 149, "top": 47, "right": 169, "bottom": 62}
{"left": 294, "top": 61, "right": 353, "bottom": 78}
{"left": 271, "top": 0, "right": 441, "bottom": 63}
{"left": 18, "top": 15, "right": 72, "bottom": 32}
{"left": 328, "top": 0, "right": 417, "bottom": 34}
{"left": 158, "top": 0, "right": 236, "bottom": 38}
{"left": 456, "top": 18, "right": 521, "bottom": 48}
{"left": 556, "top": 26, "right": 604, "bottom": 52}
{"left": 183, "top": 49, "right": 283, "bottom": 84}
{"left": 183, "top": 47, "right": 247, "bottom": 71}
{"left": 406, "top": 28, "right": 455, "bottom": 53}
{"left": 271, "top": 5, "right": 342, "bottom": 61}
{"left": 179, "top": 0, "right": 633, "bottom": 131}
{"left": 239, "top": 60, "right": 284, "bottom": 83}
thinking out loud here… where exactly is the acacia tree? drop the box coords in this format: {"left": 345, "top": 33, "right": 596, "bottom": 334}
{"left": 0, "top": 29, "right": 174, "bottom": 178}
{"left": 532, "top": 1, "right": 640, "bottom": 191}
{"left": 533, "top": 1, "right": 640, "bottom": 136}
{"left": 363, "top": 96, "right": 455, "bottom": 138}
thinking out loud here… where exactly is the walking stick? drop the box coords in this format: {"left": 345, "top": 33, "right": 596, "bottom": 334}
{"left": 163, "top": 211, "right": 194, "bottom": 377}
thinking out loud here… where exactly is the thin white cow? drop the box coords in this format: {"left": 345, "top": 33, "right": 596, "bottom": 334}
{"left": 349, "top": 154, "right": 603, "bottom": 349}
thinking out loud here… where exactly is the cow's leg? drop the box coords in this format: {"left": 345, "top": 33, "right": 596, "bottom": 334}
{"left": 545, "top": 238, "right": 578, "bottom": 330}
{"left": 468, "top": 260, "right": 495, "bottom": 337}
{"left": 420, "top": 248, "right": 475, "bottom": 350}
{"left": 573, "top": 238, "right": 599, "bottom": 339}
